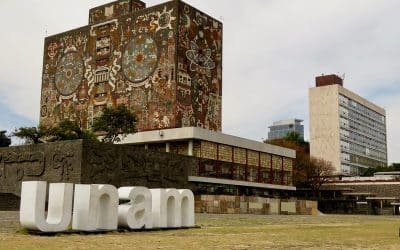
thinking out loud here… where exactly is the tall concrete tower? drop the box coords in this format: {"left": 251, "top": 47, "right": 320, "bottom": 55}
{"left": 309, "top": 74, "right": 387, "bottom": 176}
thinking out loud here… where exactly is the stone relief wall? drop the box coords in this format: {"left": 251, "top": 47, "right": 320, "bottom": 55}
{"left": 81, "top": 140, "right": 196, "bottom": 189}
{"left": 0, "top": 141, "right": 83, "bottom": 195}
{"left": 40, "top": 0, "right": 223, "bottom": 132}
{"left": 195, "top": 195, "right": 319, "bottom": 215}
{"left": 0, "top": 141, "right": 196, "bottom": 197}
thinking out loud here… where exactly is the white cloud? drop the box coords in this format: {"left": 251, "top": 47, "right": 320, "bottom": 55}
{"left": 0, "top": 0, "right": 399, "bottom": 163}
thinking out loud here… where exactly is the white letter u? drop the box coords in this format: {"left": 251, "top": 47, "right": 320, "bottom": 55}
{"left": 20, "top": 181, "right": 73, "bottom": 232}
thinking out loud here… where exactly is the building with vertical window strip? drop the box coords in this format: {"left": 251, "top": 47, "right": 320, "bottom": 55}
{"left": 121, "top": 127, "right": 296, "bottom": 196}
{"left": 309, "top": 75, "right": 388, "bottom": 176}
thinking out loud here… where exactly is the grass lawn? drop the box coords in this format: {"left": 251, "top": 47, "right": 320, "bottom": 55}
{"left": 1, "top": 212, "right": 400, "bottom": 249}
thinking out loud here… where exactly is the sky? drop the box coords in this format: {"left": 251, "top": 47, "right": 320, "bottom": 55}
{"left": 0, "top": 0, "right": 399, "bottom": 163}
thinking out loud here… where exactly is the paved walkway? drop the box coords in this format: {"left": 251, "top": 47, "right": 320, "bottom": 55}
{"left": 0, "top": 211, "right": 20, "bottom": 233}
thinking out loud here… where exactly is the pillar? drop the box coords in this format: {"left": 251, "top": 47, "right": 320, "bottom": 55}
{"left": 188, "top": 140, "right": 194, "bottom": 156}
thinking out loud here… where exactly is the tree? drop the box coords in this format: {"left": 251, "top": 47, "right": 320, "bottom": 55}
{"left": 47, "top": 119, "right": 97, "bottom": 141}
{"left": 307, "top": 157, "right": 335, "bottom": 193}
{"left": 14, "top": 120, "right": 97, "bottom": 144}
{"left": 284, "top": 131, "right": 308, "bottom": 147}
{"left": 13, "top": 126, "right": 47, "bottom": 144}
{"left": 361, "top": 163, "right": 400, "bottom": 176}
{"left": 392, "top": 163, "right": 400, "bottom": 170}
{"left": 266, "top": 131, "right": 309, "bottom": 153}
{"left": 265, "top": 132, "right": 335, "bottom": 194}
{"left": 289, "top": 154, "right": 335, "bottom": 195}
{"left": 92, "top": 105, "right": 137, "bottom": 143}
{"left": 0, "top": 130, "right": 11, "bottom": 147}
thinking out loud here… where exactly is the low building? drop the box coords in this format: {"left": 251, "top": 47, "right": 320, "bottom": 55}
{"left": 121, "top": 127, "right": 296, "bottom": 196}
{"left": 267, "top": 119, "right": 304, "bottom": 140}
{"left": 318, "top": 179, "right": 400, "bottom": 215}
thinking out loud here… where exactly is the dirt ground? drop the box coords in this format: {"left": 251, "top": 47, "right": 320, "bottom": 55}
{"left": 0, "top": 211, "right": 400, "bottom": 249}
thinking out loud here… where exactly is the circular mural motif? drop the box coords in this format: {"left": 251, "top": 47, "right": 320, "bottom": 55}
{"left": 122, "top": 34, "right": 158, "bottom": 83}
{"left": 55, "top": 52, "right": 84, "bottom": 96}
{"left": 158, "top": 12, "right": 171, "bottom": 29}
{"left": 186, "top": 41, "right": 215, "bottom": 71}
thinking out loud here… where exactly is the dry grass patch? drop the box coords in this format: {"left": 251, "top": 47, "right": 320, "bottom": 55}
{"left": 0, "top": 212, "right": 400, "bottom": 249}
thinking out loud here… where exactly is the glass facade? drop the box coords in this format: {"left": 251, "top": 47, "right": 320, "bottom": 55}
{"left": 140, "top": 140, "right": 294, "bottom": 187}
{"left": 193, "top": 183, "right": 292, "bottom": 197}
{"left": 196, "top": 158, "right": 292, "bottom": 186}
{"left": 268, "top": 120, "right": 304, "bottom": 140}
{"left": 194, "top": 140, "right": 293, "bottom": 186}
{"left": 338, "top": 94, "right": 387, "bottom": 175}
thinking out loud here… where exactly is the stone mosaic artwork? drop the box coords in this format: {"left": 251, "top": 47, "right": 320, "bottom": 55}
{"left": 89, "top": 0, "right": 146, "bottom": 25}
{"left": 39, "top": 0, "right": 223, "bottom": 132}
{"left": 122, "top": 34, "right": 159, "bottom": 83}
{"left": 177, "top": 3, "right": 222, "bottom": 130}
{"left": 55, "top": 52, "right": 85, "bottom": 96}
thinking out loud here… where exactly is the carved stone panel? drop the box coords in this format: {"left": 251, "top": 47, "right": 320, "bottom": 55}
{"left": 80, "top": 140, "right": 196, "bottom": 189}
{"left": 0, "top": 141, "right": 82, "bottom": 195}
{"left": 0, "top": 140, "right": 196, "bottom": 199}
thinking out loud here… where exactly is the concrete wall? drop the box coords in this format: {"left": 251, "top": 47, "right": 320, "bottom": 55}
{"left": 309, "top": 85, "right": 341, "bottom": 173}
{"left": 195, "top": 195, "right": 319, "bottom": 215}
{"left": 0, "top": 193, "right": 20, "bottom": 211}
{"left": 81, "top": 140, "right": 197, "bottom": 189}
{"left": 0, "top": 140, "right": 84, "bottom": 196}
{"left": 0, "top": 140, "right": 197, "bottom": 198}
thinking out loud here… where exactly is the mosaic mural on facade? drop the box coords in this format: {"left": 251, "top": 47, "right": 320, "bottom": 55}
{"left": 177, "top": 3, "right": 222, "bottom": 131}
{"left": 40, "top": 0, "right": 223, "bottom": 132}
{"left": 89, "top": 0, "right": 146, "bottom": 25}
